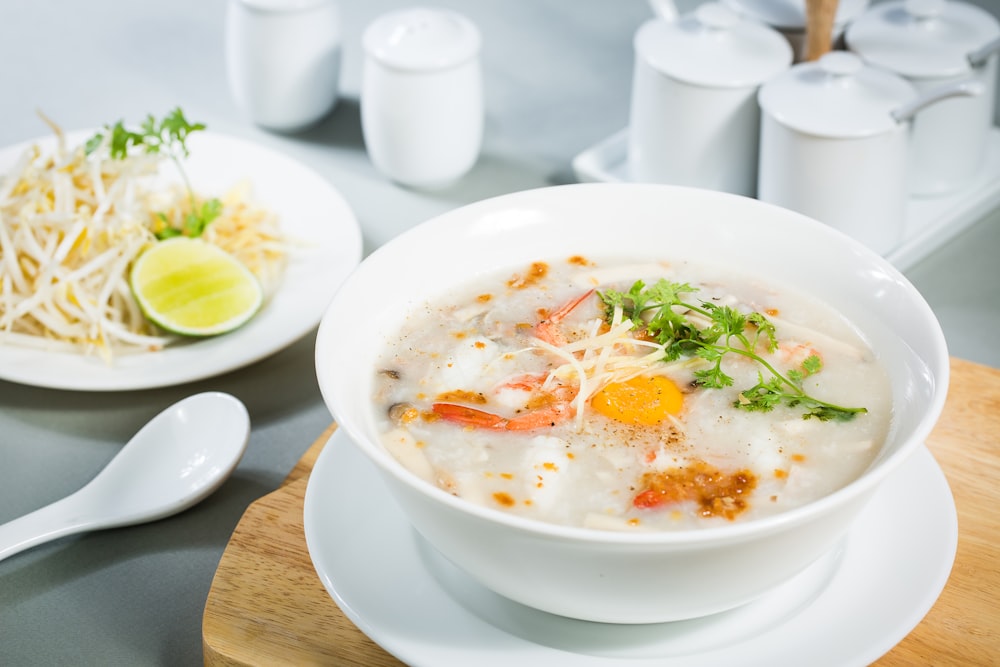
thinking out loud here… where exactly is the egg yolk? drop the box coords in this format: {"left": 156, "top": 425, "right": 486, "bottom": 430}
{"left": 590, "top": 375, "right": 684, "bottom": 425}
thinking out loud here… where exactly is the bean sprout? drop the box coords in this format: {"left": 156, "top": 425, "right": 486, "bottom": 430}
{"left": 0, "top": 119, "right": 285, "bottom": 361}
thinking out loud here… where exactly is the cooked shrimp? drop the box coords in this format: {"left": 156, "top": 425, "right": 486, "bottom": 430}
{"left": 533, "top": 288, "right": 595, "bottom": 346}
{"left": 432, "top": 374, "right": 578, "bottom": 431}
{"left": 431, "top": 291, "right": 597, "bottom": 431}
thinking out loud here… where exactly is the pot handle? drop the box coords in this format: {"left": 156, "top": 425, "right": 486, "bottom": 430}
{"left": 648, "top": 0, "right": 678, "bottom": 22}
{"left": 968, "top": 36, "right": 1000, "bottom": 69}
{"left": 890, "top": 79, "right": 985, "bottom": 124}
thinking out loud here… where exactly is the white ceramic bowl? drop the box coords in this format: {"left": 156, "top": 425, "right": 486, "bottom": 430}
{"left": 314, "top": 183, "right": 949, "bottom": 624}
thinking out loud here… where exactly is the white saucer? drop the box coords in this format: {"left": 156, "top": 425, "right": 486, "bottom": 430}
{"left": 572, "top": 127, "right": 1000, "bottom": 273}
{"left": 304, "top": 430, "right": 957, "bottom": 667}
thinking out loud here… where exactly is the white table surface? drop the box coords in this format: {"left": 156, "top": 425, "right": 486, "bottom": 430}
{"left": 1, "top": 0, "right": 998, "bottom": 664}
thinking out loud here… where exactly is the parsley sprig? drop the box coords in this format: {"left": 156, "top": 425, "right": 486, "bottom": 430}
{"left": 85, "top": 108, "right": 222, "bottom": 239}
{"left": 599, "top": 279, "right": 867, "bottom": 421}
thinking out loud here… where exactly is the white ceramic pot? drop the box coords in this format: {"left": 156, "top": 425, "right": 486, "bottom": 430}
{"left": 723, "top": 0, "right": 870, "bottom": 62}
{"left": 757, "top": 52, "right": 981, "bottom": 255}
{"left": 846, "top": 0, "right": 1000, "bottom": 197}
{"left": 225, "top": 0, "right": 342, "bottom": 132}
{"left": 628, "top": 2, "right": 792, "bottom": 197}
{"left": 361, "top": 8, "right": 483, "bottom": 190}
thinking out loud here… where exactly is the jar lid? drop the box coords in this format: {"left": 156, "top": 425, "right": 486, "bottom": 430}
{"left": 363, "top": 8, "right": 481, "bottom": 72}
{"left": 722, "top": 0, "right": 870, "bottom": 30}
{"left": 846, "top": 0, "right": 1000, "bottom": 78}
{"left": 635, "top": 2, "right": 792, "bottom": 88}
{"left": 758, "top": 52, "right": 917, "bottom": 137}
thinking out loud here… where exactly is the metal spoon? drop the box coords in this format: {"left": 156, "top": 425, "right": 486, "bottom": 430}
{"left": 0, "top": 392, "right": 250, "bottom": 562}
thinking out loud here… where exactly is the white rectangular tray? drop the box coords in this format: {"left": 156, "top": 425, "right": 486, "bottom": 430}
{"left": 572, "top": 127, "right": 1000, "bottom": 272}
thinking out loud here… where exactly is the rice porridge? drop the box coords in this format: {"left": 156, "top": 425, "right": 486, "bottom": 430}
{"left": 372, "top": 256, "right": 892, "bottom": 531}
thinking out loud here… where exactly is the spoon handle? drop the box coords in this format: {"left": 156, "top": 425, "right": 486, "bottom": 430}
{"left": 968, "top": 36, "right": 1000, "bottom": 69}
{"left": 647, "top": 0, "right": 678, "bottom": 22}
{"left": 0, "top": 490, "right": 99, "bottom": 562}
{"left": 804, "top": 0, "right": 839, "bottom": 62}
{"left": 890, "top": 79, "right": 985, "bottom": 124}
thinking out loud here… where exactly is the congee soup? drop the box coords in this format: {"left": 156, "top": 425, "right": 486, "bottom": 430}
{"left": 373, "top": 256, "right": 892, "bottom": 531}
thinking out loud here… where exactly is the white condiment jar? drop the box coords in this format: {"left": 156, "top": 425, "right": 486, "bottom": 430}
{"left": 627, "top": 2, "right": 792, "bottom": 197}
{"left": 846, "top": 0, "right": 1000, "bottom": 196}
{"left": 723, "top": 0, "right": 870, "bottom": 61}
{"left": 757, "top": 52, "right": 982, "bottom": 254}
{"left": 361, "top": 8, "right": 483, "bottom": 189}
{"left": 225, "top": 0, "right": 342, "bottom": 132}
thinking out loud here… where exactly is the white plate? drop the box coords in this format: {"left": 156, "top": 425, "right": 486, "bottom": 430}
{"left": 304, "top": 430, "right": 958, "bottom": 667}
{"left": 572, "top": 127, "right": 1000, "bottom": 273}
{"left": 0, "top": 130, "right": 362, "bottom": 391}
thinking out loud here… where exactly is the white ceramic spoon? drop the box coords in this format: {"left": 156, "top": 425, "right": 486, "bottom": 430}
{"left": 0, "top": 392, "right": 250, "bottom": 562}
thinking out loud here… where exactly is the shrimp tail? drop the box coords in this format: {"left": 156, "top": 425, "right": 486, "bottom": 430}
{"left": 534, "top": 288, "right": 595, "bottom": 346}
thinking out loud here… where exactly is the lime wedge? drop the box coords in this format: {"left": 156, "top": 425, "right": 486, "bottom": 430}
{"left": 130, "top": 237, "right": 263, "bottom": 337}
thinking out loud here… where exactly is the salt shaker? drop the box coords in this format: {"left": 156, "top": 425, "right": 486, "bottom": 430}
{"left": 361, "top": 8, "right": 483, "bottom": 189}
{"left": 225, "top": 0, "right": 341, "bottom": 132}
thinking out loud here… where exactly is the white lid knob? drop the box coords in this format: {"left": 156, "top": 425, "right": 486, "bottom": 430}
{"left": 363, "top": 8, "right": 481, "bottom": 72}
{"left": 695, "top": 2, "right": 739, "bottom": 30}
{"left": 904, "top": 0, "right": 946, "bottom": 20}
{"left": 819, "top": 51, "right": 864, "bottom": 77}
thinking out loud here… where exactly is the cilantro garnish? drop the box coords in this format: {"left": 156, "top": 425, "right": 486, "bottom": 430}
{"left": 86, "top": 108, "right": 222, "bottom": 239}
{"left": 599, "top": 279, "right": 867, "bottom": 421}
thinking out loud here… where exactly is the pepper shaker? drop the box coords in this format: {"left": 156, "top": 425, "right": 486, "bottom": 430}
{"left": 225, "top": 0, "right": 342, "bottom": 132}
{"left": 361, "top": 7, "right": 483, "bottom": 189}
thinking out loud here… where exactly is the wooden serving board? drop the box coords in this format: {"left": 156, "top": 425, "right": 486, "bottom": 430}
{"left": 202, "top": 358, "right": 1000, "bottom": 666}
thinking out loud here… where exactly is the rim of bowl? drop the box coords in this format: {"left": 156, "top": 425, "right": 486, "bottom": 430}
{"left": 316, "top": 182, "right": 950, "bottom": 547}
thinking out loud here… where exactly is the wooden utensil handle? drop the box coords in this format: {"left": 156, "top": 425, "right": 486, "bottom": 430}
{"left": 805, "top": 0, "right": 839, "bottom": 61}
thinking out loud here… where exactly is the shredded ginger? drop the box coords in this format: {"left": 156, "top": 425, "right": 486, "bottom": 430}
{"left": 0, "top": 118, "right": 286, "bottom": 361}
{"left": 533, "top": 304, "right": 690, "bottom": 430}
